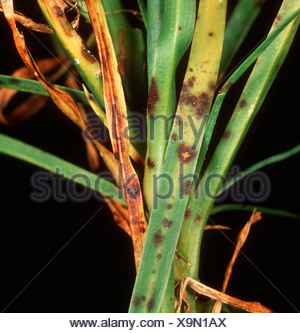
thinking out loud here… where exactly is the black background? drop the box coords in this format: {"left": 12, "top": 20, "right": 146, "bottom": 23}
{"left": 0, "top": 0, "right": 299, "bottom": 313}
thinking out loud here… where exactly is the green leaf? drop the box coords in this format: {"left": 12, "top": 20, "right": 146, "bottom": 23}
{"left": 0, "top": 74, "right": 89, "bottom": 105}
{"left": 137, "top": 0, "right": 147, "bottom": 29}
{"left": 220, "top": 0, "right": 265, "bottom": 74}
{"left": 0, "top": 133, "right": 125, "bottom": 205}
{"left": 178, "top": 0, "right": 300, "bottom": 282}
{"left": 221, "top": 144, "right": 300, "bottom": 193}
{"left": 143, "top": 0, "right": 196, "bottom": 212}
{"left": 38, "top": 0, "right": 104, "bottom": 106}
{"left": 195, "top": 7, "right": 300, "bottom": 183}
{"left": 147, "top": 0, "right": 164, "bottom": 86}
{"left": 210, "top": 204, "right": 300, "bottom": 219}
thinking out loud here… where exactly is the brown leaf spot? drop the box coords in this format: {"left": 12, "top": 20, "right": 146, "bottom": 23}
{"left": 184, "top": 208, "right": 191, "bottom": 218}
{"left": 196, "top": 215, "right": 201, "bottom": 223}
{"left": 147, "top": 298, "right": 154, "bottom": 311}
{"left": 163, "top": 218, "right": 173, "bottom": 228}
{"left": 81, "top": 41, "right": 97, "bottom": 64}
{"left": 196, "top": 93, "right": 209, "bottom": 118}
{"left": 182, "top": 83, "right": 189, "bottom": 92}
{"left": 148, "top": 78, "right": 159, "bottom": 113}
{"left": 208, "top": 32, "right": 214, "bottom": 37}
{"left": 167, "top": 204, "right": 173, "bottom": 210}
{"left": 171, "top": 133, "right": 178, "bottom": 141}
{"left": 114, "top": 152, "right": 120, "bottom": 162}
{"left": 177, "top": 143, "right": 197, "bottom": 164}
{"left": 223, "top": 130, "right": 231, "bottom": 140}
{"left": 183, "top": 180, "right": 192, "bottom": 195}
{"left": 189, "top": 68, "right": 194, "bottom": 72}
{"left": 54, "top": 5, "right": 63, "bottom": 17}
{"left": 152, "top": 269, "right": 156, "bottom": 274}
{"left": 240, "top": 99, "right": 246, "bottom": 108}
{"left": 276, "top": 15, "right": 282, "bottom": 25}
{"left": 209, "top": 81, "right": 216, "bottom": 91}
{"left": 133, "top": 297, "right": 141, "bottom": 307}
{"left": 226, "top": 82, "right": 234, "bottom": 91}
{"left": 157, "top": 253, "right": 162, "bottom": 259}
{"left": 188, "top": 79, "right": 194, "bottom": 88}
{"left": 125, "top": 183, "right": 140, "bottom": 199}
{"left": 178, "top": 26, "right": 182, "bottom": 31}
{"left": 153, "top": 230, "right": 165, "bottom": 246}
{"left": 147, "top": 157, "right": 155, "bottom": 169}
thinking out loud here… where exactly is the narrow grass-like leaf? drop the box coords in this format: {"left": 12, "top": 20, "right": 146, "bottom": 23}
{"left": 37, "top": 0, "right": 104, "bottom": 106}
{"left": 210, "top": 204, "right": 300, "bottom": 219}
{"left": 221, "top": 144, "right": 300, "bottom": 193}
{"left": 220, "top": 0, "right": 265, "bottom": 75}
{"left": 82, "top": 85, "right": 144, "bottom": 167}
{"left": 85, "top": 0, "right": 147, "bottom": 269}
{"left": 0, "top": 74, "right": 90, "bottom": 105}
{"left": 146, "top": 0, "right": 164, "bottom": 87}
{"left": 177, "top": 0, "right": 300, "bottom": 281}
{"left": 194, "top": 8, "right": 300, "bottom": 184}
{"left": 102, "top": 0, "right": 147, "bottom": 108}
{"left": 130, "top": 0, "right": 227, "bottom": 313}
{"left": 137, "top": 0, "right": 147, "bottom": 29}
{"left": 143, "top": 0, "right": 196, "bottom": 212}
{"left": 0, "top": 133, "right": 124, "bottom": 204}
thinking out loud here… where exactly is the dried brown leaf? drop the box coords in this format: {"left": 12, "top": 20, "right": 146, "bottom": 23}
{"left": 204, "top": 225, "right": 231, "bottom": 231}
{"left": 0, "top": 4, "right": 53, "bottom": 33}
{"left": 105, "top": 198, "right": 131, "bottom": 237}
{"left": 177, "top": 277, "right": 272, "bottom": 313}
{"left": 212, "top": 209, "right": 262, "bottom": 313}
{"left": 85, "top": 0, "right": 147, "bottom": 270}
{"left": 0, "top": 58, "right": 62, "bottom": 125}
{"left": 1, "top": 0, "right": 84, "bottom": 128}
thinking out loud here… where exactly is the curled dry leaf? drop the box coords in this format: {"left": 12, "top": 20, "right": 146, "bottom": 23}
{"left": 85, "top": 0, "right": 147, "bottom": 270}
{"left": 176, "top": 277, "right": 272, "bottom": 314}
{"left": 1, "top": 0, "right": 84, "bottom": 128}
{"left": 84, "top": 138, "right": 101, "bottom": 172}
{"left": 0, "top": 3, "right": 53, "bottom": 33}
{"left": 0, "top": 58, "right": 62, "bottom": 125}
{"left": 204, "top": 225, "right": 231, "bottom": 231}
{"left": 212, "top": 209, "right": 262, "bottom": 313}
{"left": 105, "top": 198, "right": 131, "bottom": 237}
